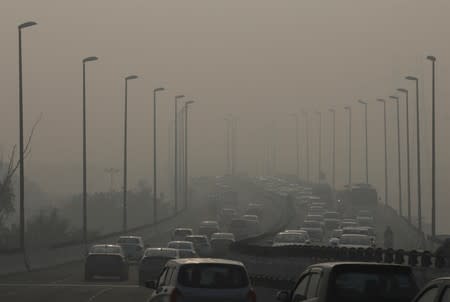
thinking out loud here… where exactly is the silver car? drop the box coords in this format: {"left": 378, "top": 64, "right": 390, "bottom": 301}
{"left": 145, "top": 258, "right": 256, "bottom": 302}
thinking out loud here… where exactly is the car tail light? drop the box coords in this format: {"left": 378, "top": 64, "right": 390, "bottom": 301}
{"left": 170, "top": 288, "right": 181, "bottom": 302}
{"left": 247, "top": 288, "right": 257, "bottom": 302}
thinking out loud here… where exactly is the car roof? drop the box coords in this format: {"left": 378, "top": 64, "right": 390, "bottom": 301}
{"left": 168, "top": 241, "right": 193, "bottom": 244}
{"left": 118, "top": 235, "right": 141, "bottom": 239}
{"left": 174, "top": 227, "right": 193, "bottom": 231}
{"left": 341, "top": 233, "right": 369, "bottom": 238}
{"left": 308, "top": 262, "right": 411, "bottom": 270}
{"left": 167, "top": 258, "right": 245, "bottom": 267}
{"left": 186, "top": 235, "right": 207, "bottom": 238}
{"left": 91, "top": 244, "right": 121, "bottom": 248}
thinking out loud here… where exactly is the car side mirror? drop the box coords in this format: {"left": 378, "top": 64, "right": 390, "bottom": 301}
{"left": 276, "top": 290, "right": 290, "bottom": 302}
{"left": 145, "top": 280, "right": 157, "bottom": 289}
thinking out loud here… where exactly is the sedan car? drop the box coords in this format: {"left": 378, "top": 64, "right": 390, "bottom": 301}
{"left": 145, "top": 258, "right": 256, "bottom": 302}
{"left": 185, "top": 235, "right": 211, "bottom": 257}
{"left": 116, "top": 235, "right": 144, "bottom": 261}
{"left": 300, "top": 220, "right": 324, "bottom": 243}
{"left": 167, "top": 241, "right": 198, "bottom": 258}
{"left": 138, "top": 248, "right": 179, "bottom": 285}
{"left": 84, "top": 244, "right": 129, "bottom": 281}
{"left": 273, "top": 231, "right": 310, "bottom": 247}
{"left": 210, "top": 232, "right": 235, "bottom": 256}
{"left": 171, "top": 228, "right": 193, "bottom": 241}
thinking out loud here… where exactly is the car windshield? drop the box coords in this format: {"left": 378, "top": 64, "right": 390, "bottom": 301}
{"left": 178, "top": 264, "right": 249, "bottom": 289}
{"left": 89, "top": 245, "right": 121, "bottom": 254}
{"left": 274, "top": 233, "right": 305, "bottom": 243}
{"left": 174, "top": 229, "right": 192, "bottom": 236}
{"left": 167, "top": 241, "right": 193, "bottom": 250}
{"left": 332, "top": 268, "right": 417, "bottom": 302}
{"left": 144, "top": 249, "right": 178, "bottom": 258}
{"left": 325, "top": 212, "right": 340, "bottom": 219}
{"left": 117, "top": 237, "right": 139, "bottom": 244}
{"left": 340, "top": 235, "right": 371, "bottom": 245}
{"left": 186, "top": 236, "right": 208, "bottom": 244}
{"left": 303, "top": 221, "right": 321, "bottom": 228}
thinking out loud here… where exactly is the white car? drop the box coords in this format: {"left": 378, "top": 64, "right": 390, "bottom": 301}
{"left": 145, "top": 258, "right": 256, "bottom": 302}
{"left": 338, "top": 234, "right": 374, "bottom": 248}
{"left": 138, "top": 248, "right": 179, "bottom": 285}
{"left": 116, "top": 236, "right": 144, "bottom": 261}
{"left": 273, "top": 232, "right": 309, "bottom": 247}
{"left": 171, "top": 228, "right": 193, "bottom": 241}
{"left": 167, "top": 241, "right": 197, "bottom": 258}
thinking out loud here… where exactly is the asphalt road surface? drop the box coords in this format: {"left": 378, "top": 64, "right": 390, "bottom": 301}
{"left": 0, "top": 261, "right": 278, "bottom": 302}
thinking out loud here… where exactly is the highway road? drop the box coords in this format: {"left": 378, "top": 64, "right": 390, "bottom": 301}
{"left": 0, "top": 178, "right": 285, "bottom": 302}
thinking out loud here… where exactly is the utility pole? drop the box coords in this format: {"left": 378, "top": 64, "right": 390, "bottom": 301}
{"left": 390, "top": 95, "right": 403, "bottom": 216}
{"left": 397, "top": 88, "right": 412, "bottom": 222}
{"left": 315, "top": 111, "right": 322, "bottom": 183}
{"left": 357, "top": 100, "right": 369, "bottom": 184}
{"left": 344, "top": 106, "right": 352, "bottom": 188}
{"left": 377, "top": 99, "right": 388, "bottom": 206}
{"left": 153, "top": 87, "right": 165, "bottom": 224}
{"left": 405, "top": 76, "right": 422, "bottom": 231}
{"left": 329, "top": 109, "right": 336, "bottom": 189}
{"left": 18, "top": 21, "right": 37, "bottom": 259}
{"left": 122, "top": 75, "right": 138, "bottom": 232}
{"left": 427, "top": 55, "right": 437, "bottom": 237}
{"left": 184, "top": 101, "right": 194, "bottom": 209}
{"left": 302, "top": 111, "right": 310, "bottom": 183}
{"left": 174, "top": 95, "right": 184, "bottom": 214}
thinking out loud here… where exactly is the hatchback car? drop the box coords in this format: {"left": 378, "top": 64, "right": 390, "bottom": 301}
{"left": 145, "top": 258, "right": 256, "bottom": 302}
{"left": 84, "top": 244, "right": 129, "bottom": 281}
{"left": 412, "top": 277, "right": 450, "bottom": 302}
{"left": 172, "top": 228, "right": 194, "bottom": 241}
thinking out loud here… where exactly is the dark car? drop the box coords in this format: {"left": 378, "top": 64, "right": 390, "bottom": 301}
{"left": 138, "top": 248, "right": 179, "bottom": 286}
{"left": 276, "top": 262, "right": 418, "bottom": 302}
{"left": 412, "top": 277, "right": 450, "bottom": 302}
{"left": 84, "top": 244, "right": 129, "bottom": 281}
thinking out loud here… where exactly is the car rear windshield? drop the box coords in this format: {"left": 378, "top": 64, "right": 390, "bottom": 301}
{"left": 90, "top": 246, "right": 121, "bottom": 254}
{"left": 174, "top": 229, "right": 192, "bottom": 236}
{"left": 117, "top": 237, "right": 139, "bottom": 244}
{"left": 331, "top": 266, "right": 417, "bottom": 302}
{"left": 178, "top": 264, "right": 249, "bottom": 289}
{"left": 168, "top": 242, "right": 192, "bottom": 250}
{"left": 186, "top": 237, "right": 208, "bottom": 244}
{"left": 324, "top": 212, "right": 340, "bottom": 219}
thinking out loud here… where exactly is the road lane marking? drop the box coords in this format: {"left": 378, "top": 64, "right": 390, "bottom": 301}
{"left": 0, "top": 283, "right": 139, "bottom": 288}
{"left": 87, "top": 287, "right": 112, "bottom": 302}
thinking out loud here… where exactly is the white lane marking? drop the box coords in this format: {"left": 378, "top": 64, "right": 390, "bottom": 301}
{"left": 86, "top": 287, "right": 112, "bottom": 302}
{"left": 0, "top": 283, "right": 139, "bottom": 288}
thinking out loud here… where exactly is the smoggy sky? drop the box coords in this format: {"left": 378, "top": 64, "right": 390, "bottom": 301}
{"left": 1, "top": 1, "right": 450, "bottom": 232}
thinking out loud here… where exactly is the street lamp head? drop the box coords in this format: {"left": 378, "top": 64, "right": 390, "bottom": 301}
{"left": 376, "top": 98, "right": 385, "bottom": 103}
{"left": 344, "top": 106, "right": 351, "bottom": 110}
{"left": 154, "top": 87, "right": 165, "bottom": 93}
{"left": 389, "top": 95, "right": 399, "bottom": 101}
{"left": 357, "top": 100, "right": 367, "bottom": 105}
{"left": 405, "top": 76, "right": 418, "bottom": 81}
{"left": 19, "top": 21, "right": 37, "bottom": 29}
{"left": 82, "top": 56, "right": 98, "bottom": 63}
{"left": 175, "top": 95, "right": 185, "bottom": 100}
{"left": 426, "top": 55, "right": 436, "bottom": 62}
{"left": 125, "top": 75, "right": 138, "bottom": 80}
{"left": 186, "top": 100, "right": 195, "bottom": 105}
{"left": 397, "top": 88, "right": 408, "bottom": 93}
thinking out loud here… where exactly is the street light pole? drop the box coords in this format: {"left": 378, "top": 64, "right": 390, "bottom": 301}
{"left": 18, "top": 21, "right": 37, "bottom": 258}
{"left": 302, "top": 110, "right": 310, "bottom": 183}
{"left": 329, "top": 109, "right": 336, "bottom": 189}
{"left": 376, "top": 99, "right": 388, "bottom": 206}
{"left": 174, "top": 95, "right": 184, "bottom": 214}
{"left": 123, "top": 75, "right": 138, "bottom": 232}
{"left": 153, "top": 87, "right": 165, "bottom": 224}
{"left": 397, "top": 88, "right": 411, "bottom": 222}
{"left": 184, "top": 101, "right": 194, "bottom": 209}
{"left": 357, "top": 100, "right": 369, "bottom": 184}
{"left": 405, "top": 76, "right": 422, "bottom": 231}
{"left": 315, "top": 111, "right": 322, "bottom": 183}
{"left": 290, "top": 114, "right": 300, "bottom": 181}
{"left": 344, "top": 106, "right": 352, "bottom": 188}
{"left": 390, "top": 95, "right": 403, "bottom": 216}
{"left": 81, "top": 55, "right": 98, "bottom": 251}
{"left": 427, "top": 55, "right": 437, "bottom": 237}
